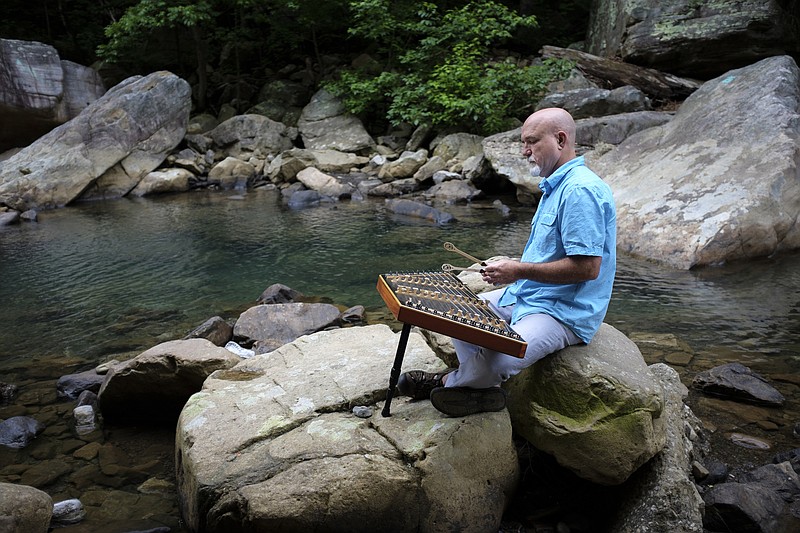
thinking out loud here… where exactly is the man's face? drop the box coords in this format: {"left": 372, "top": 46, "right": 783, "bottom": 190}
{"left": 521, "top": 120, "right": 561, "bottom": 178}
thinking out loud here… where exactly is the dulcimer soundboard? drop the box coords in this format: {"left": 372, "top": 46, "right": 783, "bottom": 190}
{"left": 377, "top": 271, "right": 526, "bottom": 358}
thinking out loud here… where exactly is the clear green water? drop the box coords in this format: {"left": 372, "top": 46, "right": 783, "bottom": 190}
{"left": 1, "top": 188, "right": 799, "bottom": 531}
{"left": 1, "top": 188, "right": 798, "bottom": 367}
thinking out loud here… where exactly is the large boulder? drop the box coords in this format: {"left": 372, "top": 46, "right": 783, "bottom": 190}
{"left": 505, "top": 323, "right": 666, "bottom": 486}
{"left": 608, "top": 363, "right": 705, "bottom": 533}
{"left": 206, "top": 114, "right": 295, "bottom": 160}
{"left": 431, "top": 133, "right": 484, "bottom": 170}
{"left": 0, "top": 483, "right": 52, "bottom": 532}
{"left": 586, "top": 0, "right": 800, "bottom": 80}
{"left": 481, "top": 128, "right": 540, "bottom": 205}
{"left": 175, "top": 324, "right": 519, "bottom": 533}
{"left": 0, "top": 39, "right": 105, "bottom": 152}
{"left": 297, "top": 89, "right": 376, "bottom": 154}
{"left": 98, "top": 338, "right": 241, "bottom": 423}
{"left": 591, "top": 55, "right": 800, "bottom": 269}
{"left": 0, "top": 71, "right": 191, "bottom": 210}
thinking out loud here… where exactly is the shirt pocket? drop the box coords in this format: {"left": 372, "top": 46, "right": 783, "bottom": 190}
{"left": 530, "top": 211, "right": 561, "bottom": 257}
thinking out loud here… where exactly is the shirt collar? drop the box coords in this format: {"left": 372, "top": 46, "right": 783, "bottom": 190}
{"left": 538, "top": 156, "right": 585, "bottom": 195}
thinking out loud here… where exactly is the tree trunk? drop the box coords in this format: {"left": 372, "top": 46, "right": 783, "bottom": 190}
{"left": 541, "top": 45, "right": 702, "bottom": 101}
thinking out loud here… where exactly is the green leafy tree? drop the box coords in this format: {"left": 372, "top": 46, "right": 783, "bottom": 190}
{"left": 96, "top": 0, "right": 352, "bottom": 111}
{"left": 327, "top": 0, "right": 573, "bottom": 135}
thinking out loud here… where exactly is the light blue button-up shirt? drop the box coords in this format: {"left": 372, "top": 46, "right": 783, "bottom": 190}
{"left": 498, "top": 156, "right": 616, "bottom": 343}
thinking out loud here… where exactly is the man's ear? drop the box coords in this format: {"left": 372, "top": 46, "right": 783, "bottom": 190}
{"left": 556, "top": 131, "right": 566, "bottom": 149}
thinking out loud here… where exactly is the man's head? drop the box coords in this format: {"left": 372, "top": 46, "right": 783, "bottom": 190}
{"left": 520, "top": 107, "right": 577, "bottom": 178}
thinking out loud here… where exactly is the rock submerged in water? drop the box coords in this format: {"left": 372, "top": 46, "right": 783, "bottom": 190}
{"left": 384, "top": 198, "right": 454, "bottom": 224}
{"left": 692, "top": 362, "right": 786, "bottom": 407}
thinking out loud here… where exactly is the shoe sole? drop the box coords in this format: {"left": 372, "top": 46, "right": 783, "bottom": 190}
{"left": 430, "top": 386, "right": 507, "bottom": 417}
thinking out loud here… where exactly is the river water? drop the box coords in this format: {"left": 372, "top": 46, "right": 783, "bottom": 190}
{"left": 1, "top": 188, "right": 799, "bottom": 531}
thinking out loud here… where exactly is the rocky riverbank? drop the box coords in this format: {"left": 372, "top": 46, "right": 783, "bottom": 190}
{"left": 2, "top": 277, "right": 799, "bottom": 532}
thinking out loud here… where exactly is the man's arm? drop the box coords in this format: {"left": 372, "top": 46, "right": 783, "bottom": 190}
{"left": 482, "top": 256, "right": 601, "bottom": 286}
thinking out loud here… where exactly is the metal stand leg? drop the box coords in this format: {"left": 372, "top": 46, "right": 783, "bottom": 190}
{"left": 382, "top": 323, "right": 411, "bottom": 417}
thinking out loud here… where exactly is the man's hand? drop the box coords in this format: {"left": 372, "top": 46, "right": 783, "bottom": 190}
{"left": 481, "top": 259, "right": 520, "bottom": 286}
{"left": 482, "top": 256, "right": 601, "bottom": 286}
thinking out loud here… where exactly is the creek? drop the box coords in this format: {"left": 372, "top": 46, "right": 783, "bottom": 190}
{"left": 1, "top": 188, "right": 799, "bottom": 531}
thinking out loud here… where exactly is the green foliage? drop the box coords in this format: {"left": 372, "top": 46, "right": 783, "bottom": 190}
{"left": 97, "top": 0, "right": 215, "bottom": 63}
{"left": 327, "top": 0, "right": 574, "bottom": 135}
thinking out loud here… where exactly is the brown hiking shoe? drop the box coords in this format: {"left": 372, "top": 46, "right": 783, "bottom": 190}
{"left": 396, "top": 369, "right": 455, "bottom": 400}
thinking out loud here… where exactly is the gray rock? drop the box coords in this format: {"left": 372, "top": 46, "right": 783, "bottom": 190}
{"left": 51, "top": 498, "right": 85, "bottom": 526}
{"left": 537, "top": 85, "right": 651, "bottom": 119}
{"left": 739, "top": 462, "right": 800, "bottom": 502}
{"left": 56, "top": 369, "right": 105, "bottom": 400}
{"left": 0, "top": 210, "right": 19, "bottom": 225}
{"left": 384, "top": 198, "right": 454, "bottom": 225}
{"left": 296, "top": 167, "right": 355, "bottom": 199}
{"left": 73, "top": 405, "right": 98, "bottom": 435}
{"left": 609, "top": 363, "right": 704, "bottom": 533}
{"left": 0, "top": 416, "right": 45, "bottom": 449}
{"left": 692, "top": 362, "right": 785, "bottom": 407}
{"left": 576, "top": 111, "right": 673, "bottom": 148}
{"left": 207, "top": 114, "right": 294, "bottom": 160}
{"left": 60, "top": 60, "right": 105, "bottom": 118}
{"left": 130, "top": 168, "right": 194, "bottom": 196}
{"left": 586, "top": 0, "right": 800, "bottom": 80}
{"left": 340, "top": 305, "right": 365, "bottom": 324}
{"left": 207, "top": 157, "right": 254, "bottom": 190}
{"left": 256, "top": 283, "right": 304, "bottom": 305}
{"left": 0, "top": 71, "right": 191, "bottom": 210}
{"left": 423, "top": 179, "right": 483, "bottom": 204}
{"left": 266, "top": 148, "right": 369, "bottom": 183}
{"left": 98, "top": 338, "right": 240, "bottom": 422}
{"left": 368, "top": 177, "right": 421, "bottom": 197}
{"left": 413, "top": 155, "right": 447, "bottom": 183}
{"left": 506, "top": 323, "right": 666, "bottom": 485}
{"left": 431, "top": 133, "right": 484, "bottom": 169}
{"left": 481, "top": 127, "right": 540, "bottom": 205}
{"left": 186, "top": 113, "right": 218, "bottom": 134}
{"left": 378, "top": 149, "right": 428, "bottom": 181}
{"left": 176, "top": 324, "right": 518, "bottom": 533}
{"left": 703, "top": 481, "right": 786, "bottom": 533}
{"left": 593, "top": 56, "right": 800, "bottom": 268}
{"left": 183, "top": 316, "right": 233, "bottom": 347}
{"left": 298, "top": 89, "right": 375, "bottom": 153}
{"left": 233, "top": 302, "right": 342, "bottom": 353}
{"left": 286, "top": 189, "right": 326, "bottom": 208}
{"left": 0, "top": 39, "right": 104, "bottom": 151}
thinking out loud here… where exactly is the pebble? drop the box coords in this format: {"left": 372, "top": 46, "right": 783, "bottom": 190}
{"left": 352, "top": 406, "right": 372, "bottom": 418}
{"left": 52, "top": 498, "right": 86, "bottom": 526}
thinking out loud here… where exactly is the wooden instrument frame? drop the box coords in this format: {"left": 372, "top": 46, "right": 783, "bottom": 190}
{"left": 377, "top": 274, "right": 527, "bottom": 358}
{"left": 377, "top": 272, "right": 527, "bottom": 416}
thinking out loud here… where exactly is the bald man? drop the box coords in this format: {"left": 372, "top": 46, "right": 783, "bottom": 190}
{"left": 398, "top": 108, "right": 617, "bottom": 416}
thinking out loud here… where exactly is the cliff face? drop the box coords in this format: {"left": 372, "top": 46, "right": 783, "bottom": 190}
{"left": 586, "top": 0, "right": 800, "bottom": 79}
{"left": 0, "top": 39, "right": 105, "bottom": 152}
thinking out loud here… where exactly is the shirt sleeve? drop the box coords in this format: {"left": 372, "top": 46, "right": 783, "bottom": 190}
{"left": 559, "top": 184, "right": 609, "bottom": 257}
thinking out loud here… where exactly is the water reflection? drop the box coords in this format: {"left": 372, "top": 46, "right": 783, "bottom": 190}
{"left": 3, "top": 189, "right": 797, "bottom": 365}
